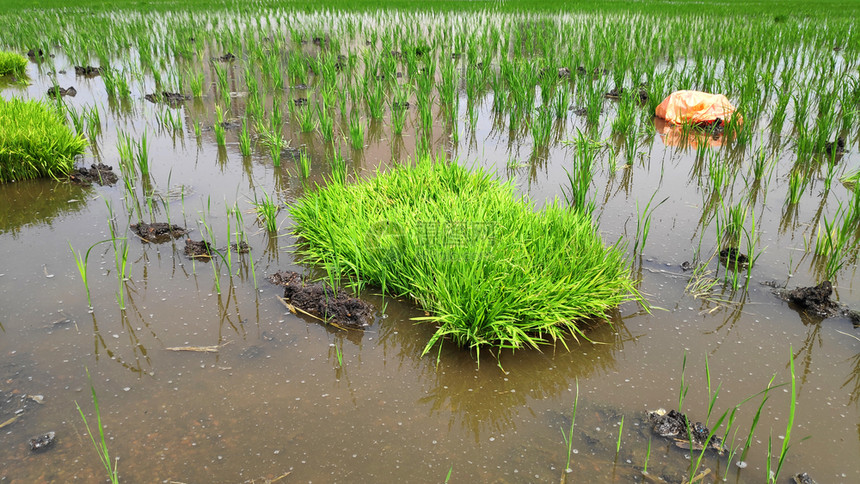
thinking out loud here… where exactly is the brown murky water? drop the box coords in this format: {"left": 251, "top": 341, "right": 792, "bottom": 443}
{"left": 1, "top": 26, "right": 859, "bottom": 484}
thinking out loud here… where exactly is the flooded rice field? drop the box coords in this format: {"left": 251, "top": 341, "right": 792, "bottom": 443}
{"left": 0, "top": 7, "right": 859, "bottom": 483}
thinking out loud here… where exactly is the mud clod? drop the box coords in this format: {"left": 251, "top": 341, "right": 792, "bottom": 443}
{"left": 184, "top": 239, "right": 214, "bottom": 258}
{"left": 269, "top": 271, "right": 373, "bottom": 329}
{"left": 216, "top": 52, "right": 236, "bottom": 62}
{"left": 68, "top": 163, "right": 118, "bottom": 186}
{"left": 648, "top": 409, "right": 725, "bottom": 454}
{"left": 46, "top": 86, "right": 76, "bottom": 98}
{"left": 792, "top": 472, "right": 817, "bottom": 484}
{"left": 144, "top": 92, "right": 190, "bottom": 106}
{"left": 131, "top": 222, "right": 188, "bottom": 243}
{"left": 74, "top": 65, "right": 101, "bottom": 77}
{"left": 29, "top": 431, "right": 56, "bottom": 451}
{"left": 824, "top": 137, "right": 846, "bottom": 156}
{"left": 776, "top": 281, "right": 840, "bottom": 317}
{"left": 605, "top": 86, "right": 624, "bottom": 99}
{"left": 719, "top": 247, "right": 749, "bottom": 267}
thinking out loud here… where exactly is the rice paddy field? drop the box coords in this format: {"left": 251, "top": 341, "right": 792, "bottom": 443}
{"left": 0, "top": 0, "right": 859, "bottom": 482}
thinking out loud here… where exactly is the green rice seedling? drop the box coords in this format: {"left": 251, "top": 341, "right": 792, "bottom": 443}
{"left": 611, "top": 88, "right": 636, "bottom": 135}
{"left": 214, "top": 106, "right": 226, "bottom": 146}
{"left": 329, "top": 147, "right": 347, "bottom": 184}
{"left": 69, "top": 240, "right": 110, "bottom": 308}
{"left": 0, "top": 51, "right": 27, "bottom": 77}
{"left": 252, "top": 192, "right": 279, "bottom": 233}
{"left": 584, "top": 82, "right": 604, "bottom": 126}
{"left": 260, "top": 124, "right": 283, "bottom": 167}
{"left": 213, "top": 62, "right": 229, "bottom": 96}
{"left": 615, "top": 415, "right": 624, "bottom": 454}
{"left": 318, "top": 102, "right": 334, "bottom": 141}
{"left": 297, "top": 103, "right": 316, "bottom": 132}
{"left": 531, "top": 106, "right": 553, "bottom": 148}
{"left": 769, "top": 347, "right": 802, "bottom": 483}
{"left": 66, "top": 104, "right": 85, "bottom": 136}
{"left": 624, "top": 125, "right": 640, "bottom": 166}
{"left": 561, "top": 379, "right": 579, "bottom": 480}
{"left": 238, "top": 118, "right": 251, "bottom": 156}
{"left": 365, "top": 79, "right": 386, "bottom": 120}
{"left": 642, "top": 437, "right": 652, "bottom": 475}
{"left": 296, "top": 150, "right": 311, "bottom": 179}
{"left": 0, "top": 97, "right": 87, "bottom": 182}
{"left": 134, "top": 131, "right": 150, "bottom": 176}
{"left": 349, "top": 112, "right": 365, "bottom": 150}
{"left": 193, "top": 120, "right": 202, "bottom": 139}
{"left": 633, "top": 193, "right": 668, "bottom": 257}
{"left": 75, "top": 369, "right": 119, "bottom": 484}
{"left": 553, "top": 85, "right": 571, "bottom": 119}
{"left": 290, "top": 156, "right": 641, "bottom": 357}
{"left": 101, "top": 67, "right": 118, "bottom": 97}
{"left": 792, "top": 89, "right": 811, "bottom": 130}
{"left": 563, "top": 130, "right": 598, "bottom": 213}
{"left": 390, "top": 101, "right": 408, "bottom": 136}
{"left": 815, "top": 207, "right": 860, "bottom": 280}
{"left": 786, "top": 170, "right": 806, "bottom": 205}
{"left": 84, "top": 104, "right": 101, "bottom": 140}
{"left": 737, "top": 375, "right": 777, "bottom": 468}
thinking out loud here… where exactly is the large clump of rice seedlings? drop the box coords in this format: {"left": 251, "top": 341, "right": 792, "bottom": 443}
{"left": 0, "top": 51, "right": 26, "bottom": 77}
{"left": 0, "top": 97, "right": 87, "bottom": 182}
{"left": 291, "top": 156, "right": 641, "bottom": 358}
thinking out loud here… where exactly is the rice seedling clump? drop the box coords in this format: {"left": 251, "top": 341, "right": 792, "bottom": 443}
{"left": 0, "top": 51, "right": 26, "bottom": 76}
{"left": 0, "top": 97, "right": 87, "bottom": 182}
{"left": 291, "top": 157, "right": 640, "bottom": 357}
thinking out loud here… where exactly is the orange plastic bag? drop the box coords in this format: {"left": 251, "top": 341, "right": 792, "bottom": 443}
{"left": 655, "top": 90, "right": 741, "bottom": 125}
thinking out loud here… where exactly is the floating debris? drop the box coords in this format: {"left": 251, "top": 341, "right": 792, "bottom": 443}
{"left": 165, "top": 343, "right": 227, "bottom": 353}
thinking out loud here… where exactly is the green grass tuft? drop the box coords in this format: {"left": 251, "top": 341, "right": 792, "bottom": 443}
{"left": 0, "top": 97, "right": 87, "bottom": 182}
{"left": 291, "top": 156, "right": 641, "bottom": 358}
{"left": 0, "top": 51, "right": 26, "bottom": 77}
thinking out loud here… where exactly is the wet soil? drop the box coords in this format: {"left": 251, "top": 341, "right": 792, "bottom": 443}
{"left": 144, "top": 91, "right": 190, "bottom": 107}
{"left": 215, "top": 52, "right": 236, "bottom": 62}
{"left": 68, "top": 163, "right": 118, "bottom": 186}
{"left": 130, "top": 222, "right": 188, "bottom": 243}
{"left": 184, "top": 239, "right": 214, "bottom": 258}
{"left": 73, "top": 65, "right": 100, "bottom": 77}
{"left": 648, "top": 408, "right": 725, "bottom": 453}
{"left": 269, "top": 271, "right": 374, "bottom": 329}
{"left": 46, "top": 86, "right": 76, "bottom": 98}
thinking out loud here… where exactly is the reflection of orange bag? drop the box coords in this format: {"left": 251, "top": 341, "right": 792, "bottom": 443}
{"left": 655, "top": 90, "right": 741, "bottom": 125}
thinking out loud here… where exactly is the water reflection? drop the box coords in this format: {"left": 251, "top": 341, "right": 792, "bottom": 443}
{"left": 0, "top": 180, "right": 88, "bottom": 236}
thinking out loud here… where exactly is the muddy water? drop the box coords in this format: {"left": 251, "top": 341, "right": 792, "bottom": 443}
{"left": 1, "top": 44, "right": 858, "bottom": 484}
